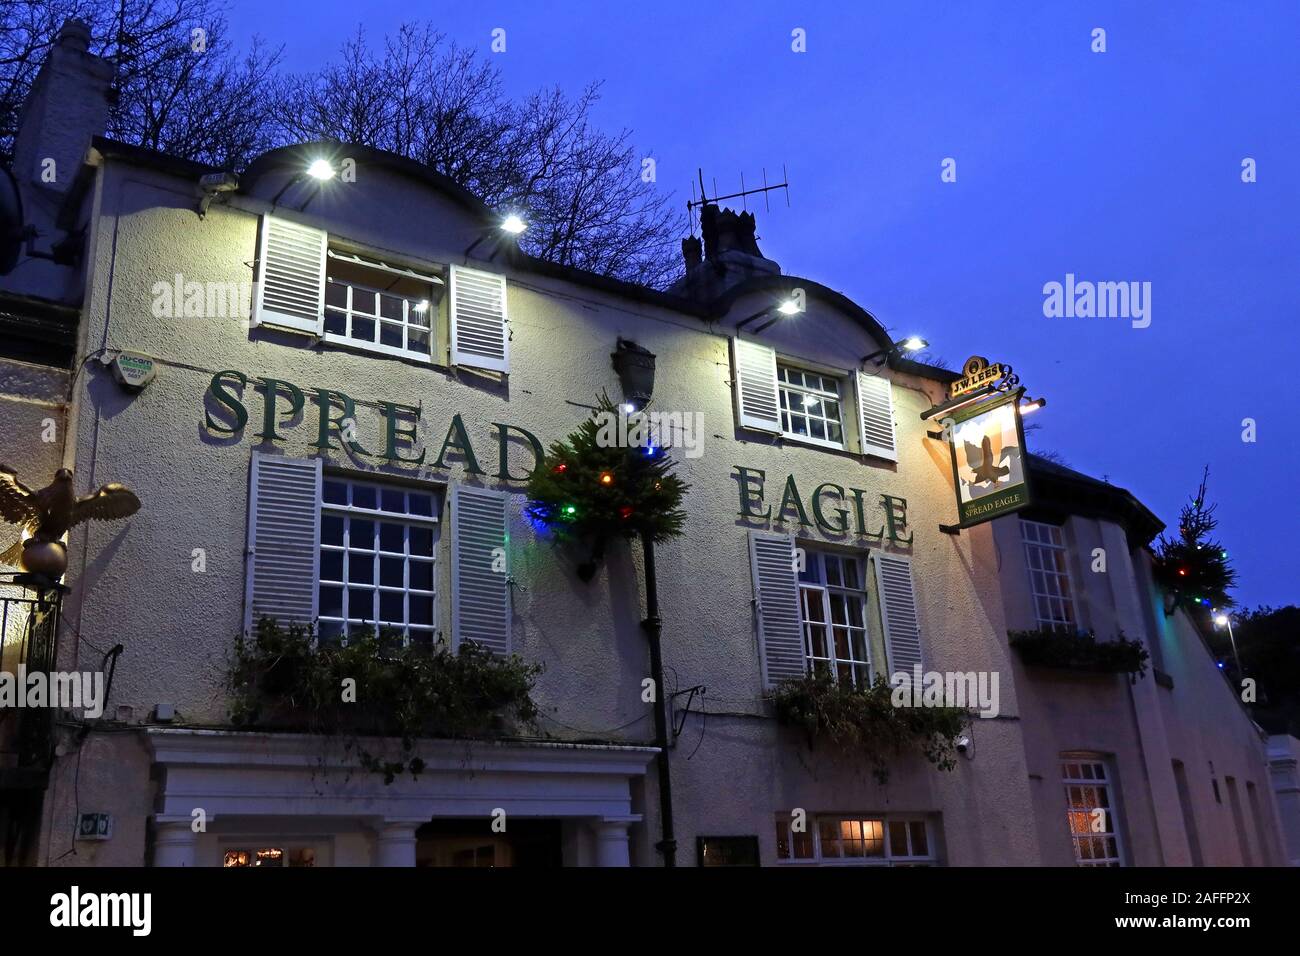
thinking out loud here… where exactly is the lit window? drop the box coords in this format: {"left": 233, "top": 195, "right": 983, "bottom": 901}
{"left": 1020, "top": 519, "right": 1076, "bottom": 631}
{"left": 798, "top": 551, "right": 871, "bottom": 687}
{"left": 774, "top": 813, "right": 937, "bottom": 865}
{"left": 324, "top": 250, "right": 439, "bottom": 361}
{"left": 222, "top": 846, "right": 316, "bottom": 867}
{"left": 318, "top": 476, "right": 440, "bottom": 647}
{"left": 1062, "top": 757, "right": 1124, "bottom": 866}
{"left": 778, "top": 365, "right": 844, "bottom": 448}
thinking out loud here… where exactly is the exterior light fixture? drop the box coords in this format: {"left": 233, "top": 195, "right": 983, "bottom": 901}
{"left": 1214, "top": 614, "right": 1229, "bottom": 627}
{"left": 1020, "top": 397, "right": 1047, "bottom": 415}
{"left": 412, "top": 300, "right": 429, "bottom": 314}
{"left": 612, "top": 338, "right": 656, "bottom": 410}
{"left": 465, "top": 212, "right": 529, "bottom": 257}
{"left": 307, "top": 159, "right": 336, "bottom": 180}
{"left": 863, "top": 335, "right": 929, "bottom": 366}
{"left": 736, "top": 294, "right": 803, "bottom": 335}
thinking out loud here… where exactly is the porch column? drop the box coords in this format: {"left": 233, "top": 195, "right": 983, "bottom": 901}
{"left": 593, "top": 819, "right": 632, "bottom": 867}
{"left": 374, "top": 822, "right": 420, "bottom": 867}
{"left": 153, "top": 820, "right": 198, "bottom": 867}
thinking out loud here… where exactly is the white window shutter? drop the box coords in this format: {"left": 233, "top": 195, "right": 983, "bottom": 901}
{"left": 450, "top": 265, "right": 509, "bottom": 373}
{"left": 732, "top": 337, "right": 782, "bottom": 433}
{"left": 451, "top": 484, "right": 512, "bottom": 653}
{"left": 748, "top": 531, "right": 805, "bottom": 687}
{"left": 244, "top": 452, "right": 321, "bottom": 632}
{"left": 251, "top": 215, "right": 326, "bottom": 334}
{"left": 856, "top": 371, "right": 898, "bottom": 462}
{"left": 875, "top": 552, "right": 924, "bottom": 677}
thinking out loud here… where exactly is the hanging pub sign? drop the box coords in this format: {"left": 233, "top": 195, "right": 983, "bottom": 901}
{"left": 945, "top": 388, "right": 1031, "bottom": 528}
{"left": 950, "top": 354, "right": 1018, "bottom": 398}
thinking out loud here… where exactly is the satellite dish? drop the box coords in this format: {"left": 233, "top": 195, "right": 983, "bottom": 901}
{"left": 0, "top": 166, "right": 25, "bottom": 274}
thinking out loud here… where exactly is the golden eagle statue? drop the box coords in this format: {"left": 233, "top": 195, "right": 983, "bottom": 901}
{"left": 0, "top": 466, "right": 140, "bottom": 575}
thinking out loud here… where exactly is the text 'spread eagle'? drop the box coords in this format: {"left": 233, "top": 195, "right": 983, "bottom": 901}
{"left": 0, "top": 467, "right": 141, "bottom": 575}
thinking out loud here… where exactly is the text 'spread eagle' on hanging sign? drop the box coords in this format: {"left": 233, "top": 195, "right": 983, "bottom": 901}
{"left": 942, "top": 357, "right": 1033, "bottom": 528}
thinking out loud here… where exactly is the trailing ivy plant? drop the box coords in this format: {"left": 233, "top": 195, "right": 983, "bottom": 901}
{"left": 229, "top": 618, "right": 542, "bottom": 783}
{"left": 1008, "top": 628, "right": 1148, "bottom": 680}
{"left": 773, "top": 673, "right": 968, "bottom": 785}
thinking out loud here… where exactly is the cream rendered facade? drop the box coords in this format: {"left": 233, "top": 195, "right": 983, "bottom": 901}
{"left": 0, "top": 25, "right": 1288, "bottom": 867}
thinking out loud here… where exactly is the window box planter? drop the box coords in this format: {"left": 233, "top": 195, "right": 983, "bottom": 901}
{"left": 773, "top": 673, "right": 968, "bottom": 784}
{"left": 1008, "top": 628, "right": 1148, "bottom": 680}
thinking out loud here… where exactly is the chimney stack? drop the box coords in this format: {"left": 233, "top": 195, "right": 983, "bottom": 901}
{"left": 671, "top": 203, "right": 781, "bottom": 302}
{"left": 12, "top": 19, "right": 114, "bottom": 199}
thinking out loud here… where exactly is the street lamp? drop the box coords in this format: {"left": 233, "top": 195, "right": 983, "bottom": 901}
{"left": 1214, "top": 612, "right": 1243, "bottom": 679}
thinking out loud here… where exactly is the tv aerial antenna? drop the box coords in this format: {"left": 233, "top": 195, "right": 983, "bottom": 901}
{"left": 687, "top": 166, "right": 790, "bottom": 235}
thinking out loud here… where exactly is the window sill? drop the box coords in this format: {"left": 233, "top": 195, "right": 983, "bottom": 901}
{"left": 323, "top": 332, "right": 435, "bottom": 365}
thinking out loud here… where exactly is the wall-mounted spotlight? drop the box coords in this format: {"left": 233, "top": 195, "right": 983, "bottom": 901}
{"left": 863, "top": 335, "right": 928, "bottom": 366}
{"left": 736, "top": 295, "right": 804, "bottom": 335}
{"left": 306, "top": 158, "right": 336, "bottom": 181}
{"left": 465, "top": 213, "right": 529, "bottom": 258}
{"left": 271, "top": 157, "right": 338, "bottom": 209}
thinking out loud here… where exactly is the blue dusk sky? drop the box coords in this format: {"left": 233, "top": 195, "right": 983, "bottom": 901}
{"left": 225, "top": 1, "right": 1299, "bottom": 607}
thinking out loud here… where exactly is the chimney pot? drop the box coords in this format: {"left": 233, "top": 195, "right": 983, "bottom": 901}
{"left": 57, "top": 19, "right": 93, "bottom": 53}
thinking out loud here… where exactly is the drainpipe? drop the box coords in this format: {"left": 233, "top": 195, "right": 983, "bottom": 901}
{"left": 640, "top": 533, "right": 677, "bottom": 867}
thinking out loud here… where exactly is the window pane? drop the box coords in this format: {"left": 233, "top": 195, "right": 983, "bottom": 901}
{"left": 321, "top": 515, "right": 344, "bottom": 546}
{"left": 348, "top": 587, "right": 374, "bottom": 621}
{"left": 909, "top": 821, "right": 928, "bottom": 856}
{"left": 319, "top": 585, "right": 342, "bottom": 618}
{"left": 323, "top": 479, "right": 347, "bottom": 505}
{"left": 409, "top": 560, "right": 434, "bottom": 591}
{"left": 352, "top": 316, "right": 375, "bottom": 342}
{"left": 320, "top": 550, "right": 344, "bottom": 582}
{"left": 380, "top": 557, "right": 404, "bottom": 588}
{"left": 351, "top": 289, "right": 375, "bottom": 314}
{"left": 353, "top": 486, "right": 378, "bottom": 510}
{"left": 381, "top": 488, "right": 406, "bottom": 514}
{"left": 349, "top": 519, "right": 375, "bottom": 550}
{"left": 348, "top": 552, "right": 374, "bottom": 585}
{"left": 379, "top": 522, "right": 405, "bottom": 554}
{"left": 379, "top": 590, "right": 405, "bottom": 624}
{"left": 410, "top": 595, "right": 434, "bottom": 626}
{"left": 409, "top": 493, "right": 434, "bottom": 517}
{"left": 410, "top": 526, "right": 434, "bottom": 557}
{"left": 380, "top": 322, "right": 403, "bottom": 348}
{"left": 380, "top": 294, "right": 403, "bottom": 321}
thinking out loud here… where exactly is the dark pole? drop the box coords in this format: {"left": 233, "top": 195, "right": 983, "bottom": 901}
{"left": 641, "top": 532, "right": 677, "bottom": 867}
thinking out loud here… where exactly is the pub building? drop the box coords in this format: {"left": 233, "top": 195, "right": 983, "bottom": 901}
{"left": 0, "top": 24, "right": 1290, "bottom": 867}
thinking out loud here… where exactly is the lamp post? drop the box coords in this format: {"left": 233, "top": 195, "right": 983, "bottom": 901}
{"left": 641, "top": 532, "right": 677, "bottom": 867}
{"left": 1214, "top": 613, "right": 1242, "bottom": 678}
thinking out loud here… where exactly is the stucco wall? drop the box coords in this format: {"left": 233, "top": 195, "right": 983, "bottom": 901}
{"left": 25, "top": 155, "right": 1057, "bottom": 866}
{"left": 992, "top": 508, "right": 1283, "bottom": 867}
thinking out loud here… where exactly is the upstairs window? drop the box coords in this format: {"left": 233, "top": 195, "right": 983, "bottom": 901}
{"left": 252, "top": 215, "right": 511, "bottom": 374}
{"left": 1021, "top": 519, "right": 1076, "bottom": 631}
{"left": 730, "top": 340, "right": 897, "bottom": 461}
{"left": 324, "top": 251, "right": 438, "bottom": 361}
{"left": 797, "top": 550, "right": 871, "bottom": 687}
{"left": 778, "top": 364, "right": 845, "bottom": 448}
{"left": 318, "top": 475, "right": 440, "bottom": 647}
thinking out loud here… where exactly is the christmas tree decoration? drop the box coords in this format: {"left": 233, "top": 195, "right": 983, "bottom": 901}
{"left": 1152, "top": 466, "right": 1236, "bottom": 619}
{"left": 526, "top": 395, "right": 688, "bottom": 581}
